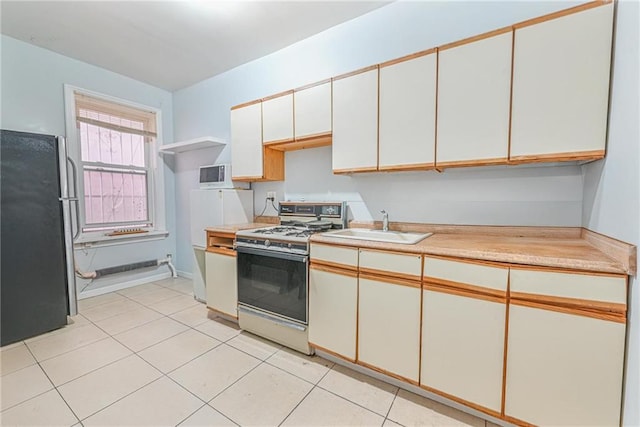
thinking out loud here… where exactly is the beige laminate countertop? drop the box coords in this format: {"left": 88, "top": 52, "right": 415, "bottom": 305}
{"left": 205, "top": 223, "right": 273, "bottom": 234}
{"left": 311, "top": 228, "right": 634, "bottom": 275}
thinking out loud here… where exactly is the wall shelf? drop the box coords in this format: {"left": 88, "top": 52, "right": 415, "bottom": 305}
{"left": 159, "top": 136, "right": 226, "bottom": 154}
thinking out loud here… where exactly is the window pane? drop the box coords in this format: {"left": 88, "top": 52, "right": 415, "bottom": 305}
{"left": 79, "top": 122, "right": 146, "bottom": 167}
{"left": 83, "top": 169, "right": 148, "bottom": 225}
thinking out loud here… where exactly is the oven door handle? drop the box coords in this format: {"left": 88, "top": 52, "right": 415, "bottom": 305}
{"left": 236, "top": 245, "right": 308, "bottom": 263}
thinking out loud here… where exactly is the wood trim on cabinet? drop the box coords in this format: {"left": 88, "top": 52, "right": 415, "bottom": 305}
{"left": 418, "top": 255, "right": 425, "bottom": 385}
{"left": 359, "top": 271, "right": 422, "bottom": 288}
{"left": 507, "top": 27, "right": 515, "bottom": 164}
{"left": 503, "top": 415, "right": 537, "bottom": 427}
{"left": 500, "top": 272, "right": 511, "bottom": 417}
{"left": 294, "top": 78, "right": 332, "bottom": 93}
{"left": 357, "top": 359, "right": 420, "bottom": 386}
{"left": 261, "top": 89, "right": 294, "bottom": 102}
{"left": 510, "top": 291, "right": 626, "bottom": 315}
{"left": 434, "top": 48, "right": 440, "bottom": 168}
{"left": 423, "top": 278, "right": 507, "bottom": 299}
{"left": 425, "top": 254, "right": 510, "bottom": 270}
{"left": 262, "top": 147, "right": 285, "bottom": 181}
{"left": 332, "top": 64, "right": 379, "bottom": 82}
{"left": 513, "top": 0, "right": 612, "bottom": 29}
{"left": 231, "top": 98, "right": 262, "bottom": 110}
{"left": 436, "top": 157, "right": 509, "bottom": 169}
{"left": 207, "top": 231, "right": 236, "bottom": 241}
{"left": 376, "top": 61, "right": 380, "bottom": 171}
{"left": 206, "top": 306, "right": 238, "bottom": 320}
{"left": 309, "top": 262, "right": 358, "bottom": 277}
{"left": 439, "top": 26, "right": 513, "bottom": 52}
{"left": 420, "top": 384, "right": 503, "bottom": 420}
{"left": 267, "top": 135, "right": 332, "bottom": 152}
{"left": 310, "top": 343, "right": 356, "bottom": 363}
{"left": 423, "top": 282, "right": 506, "bottom": 304}
{"left": 508, "top": 150, "right": 605, "bottom": 164}
{"left": 379, "top": 47, "right": 437, "bottom": 68}
{"left": 263, "top": 137, "right": 295, "bottom": 146}
{"left": 232, "top": 175, "right": 265, "bottom": 182}
{"left": 509, "top": 299, "right": 626, "bottom": 324}
{"left": 377, "top": 162, "right": 435, "bottom": 172}
{"left": 206, "top": 247, "right": 237, "bottom": 257}
{"left": 333, "top": 166, "right": 379, "bottom": 174}
{"left": 508, "top": 263, "right": 627, "bottom": 279}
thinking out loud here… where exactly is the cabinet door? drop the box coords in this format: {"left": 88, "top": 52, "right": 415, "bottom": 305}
{"left": 308, "top": 266, "right": 358, "bottom": 361}
{"left": 358, "top": 277, "right": 421, "bottom": 383}
{"left": 510, "top": 3, "right": 613, "bottom": 161}
{"left": 262, "top": 92, "right": 294, "bottom": 144}
{"left": 231, "top": 102, "right": 263, "bottom": 180}
{"left": 205, "top": 250, "right": 238, "bottom": 318}
{"left": 437, "top": 31, "right": 512, "bottom": 167}
{"left": 379, "top": 52, "right": 436, "bottom": 170}
{"left": 421, "top": 289, "right": 506, "bottom": 413}
{"left": 332, "top": 68, "right": 378, "bottom": 173}
{"left": 295, "top": 82, "right": 331, "bottom": 139}
{"left": 505, "top": 304, "right": 625, "bottom": 426}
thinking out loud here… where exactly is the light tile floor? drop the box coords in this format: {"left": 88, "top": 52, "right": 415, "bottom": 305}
{"left": 1, "top": 277, "right": 492, "bottom": 427}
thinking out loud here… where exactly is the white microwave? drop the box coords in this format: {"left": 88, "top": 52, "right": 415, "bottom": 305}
{"left": 199, "top": 164, "right": 234, "bottom": 189}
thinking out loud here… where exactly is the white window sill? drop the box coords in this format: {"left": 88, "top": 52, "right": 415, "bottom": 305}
{"left": 73, "top": 230, "right": 169, "bottom": 249}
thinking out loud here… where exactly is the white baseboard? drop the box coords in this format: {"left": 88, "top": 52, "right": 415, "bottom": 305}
{"left": 78, "top": 272, "right": 172, "bottom": 299}
{"left": 177, "top": 270, "right": 193, "bottom": 280}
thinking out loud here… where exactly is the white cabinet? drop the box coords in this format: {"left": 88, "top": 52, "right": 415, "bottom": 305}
{"left": 205, "top": 249, "right": 238, "bottom": 318}
{"left": 308, "top": 265, "right": 358, "bottom": 361}
{"left": 358, "top": 276, "right": 421, "bottom": 383}
{"left": 359, "top": 249, "right": 422, "bottom": 281}
{"left": 510, "top": 2, "right": 614, "bottom": 162}
{"left": 437, "top": 30, "right": 512, "bottom": 167}
{"left": 421, "top": 288, "right": 506, "bottom": 413}
{"left": 379, "top": 52, "right": 436, "bottom": 171}
{"left": 231, "top": 102, "right": 263, "bottom": 180}
{"left": 262, "top": 92, "right": 294, "bottom": 144}
{"left": 505, "top": 304, "right": 625, "bottom": 426}
{"left": 332, "top": 67, "right": 379, "bottom": 173}
{"left": 294, "top": 82, "right": 332, "bottom": 139}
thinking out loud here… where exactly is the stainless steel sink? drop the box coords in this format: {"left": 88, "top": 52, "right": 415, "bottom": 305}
{"left": 324, "top": 229, "right": 432, "bottom": 245}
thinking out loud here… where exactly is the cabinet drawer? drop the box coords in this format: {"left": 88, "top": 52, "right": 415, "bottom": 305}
{"left": 359, "top": 249, "right": 422, "bottom": 280}
{"left": 423, "top": 256, "right": 508, "bottom": 293}
{"left": 310, "top": 243, "right": 358, "bottom": 269}
{"left": 509, "top": 268, "right": 627, "bottom": 307}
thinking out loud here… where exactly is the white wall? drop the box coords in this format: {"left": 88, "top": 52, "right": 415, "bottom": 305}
{"left": 581, "top": 1, "right": 640, "bottom": 424}
{"left": 172, "top": 0, "right": 584, "bottom": 274}
{"left": 0, "top": 34, "right": 177, "bottom": 296}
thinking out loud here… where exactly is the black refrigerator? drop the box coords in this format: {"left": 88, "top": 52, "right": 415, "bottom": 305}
{"left": 1, "top": 129, "right": 78, "bottom": 346}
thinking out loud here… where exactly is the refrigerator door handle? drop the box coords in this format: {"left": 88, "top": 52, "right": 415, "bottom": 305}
{"left": 57, "top": 137, "right": 78, "bottom": 317}
{"left": 66, "top": 157, "right": 81, "bottom": 241}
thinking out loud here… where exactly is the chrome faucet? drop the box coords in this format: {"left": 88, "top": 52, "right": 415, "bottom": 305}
{"left": 381, "top": 210, "right": 389, "bottom": 232}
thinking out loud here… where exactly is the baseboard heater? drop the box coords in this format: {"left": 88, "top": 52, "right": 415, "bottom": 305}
{"left": 76, "top": 256, "right": 177, "bottom": 279}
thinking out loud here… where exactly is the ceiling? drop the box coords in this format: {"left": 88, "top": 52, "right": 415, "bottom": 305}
{"left": 1, "top": 1, "right": 389, "bottom": 91}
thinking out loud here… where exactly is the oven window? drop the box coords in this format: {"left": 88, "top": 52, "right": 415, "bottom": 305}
{"left": 237, "top": 251, "right": 307, "bottom": 323}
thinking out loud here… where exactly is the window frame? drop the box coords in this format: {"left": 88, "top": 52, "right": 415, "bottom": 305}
{"left": 64, "top": 85, "right": 167, "bottom": 244}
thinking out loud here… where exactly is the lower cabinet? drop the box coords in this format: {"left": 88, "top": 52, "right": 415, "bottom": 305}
{"left": 358, "top": 275, "right": 421, "bottom": 383}
{"left": 205, "top": 248, "right": 238, "bottom": 318}
{"left": 421, "top": 287, "right": 506, "bottom": 414}
{"left": 308, "top": 265, "right": 358, "bottom": 361}
{"left": 504, "top": 303, "right": 626, "bottom": 426}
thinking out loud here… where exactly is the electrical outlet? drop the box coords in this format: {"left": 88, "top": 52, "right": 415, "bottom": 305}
{"left": 266, "top": 191, "right": 276, "bottom": 201}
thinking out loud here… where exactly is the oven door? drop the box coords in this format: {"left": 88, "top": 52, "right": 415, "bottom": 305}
{"left": 237, "top": 246, "right": 308, "bottom": 324}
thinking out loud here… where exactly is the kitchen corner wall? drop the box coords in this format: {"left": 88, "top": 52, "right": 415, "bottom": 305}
{"left": 172, "top": 0, "right": 585, "bottom": 275}
{"left": 0, "top": 35, "right": 176, "bottom": 297}
{"left": 581, "top": 1, "right": 640, "bottom": 425}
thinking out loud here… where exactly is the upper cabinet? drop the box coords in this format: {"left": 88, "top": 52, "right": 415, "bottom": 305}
{"left": 294, "top": 81, "right": 332, "bottom": 142}
{"left": 437, "top": 30, "right": 512, "bottom": 168}
{"left": 262, "top": 92, "right": 294, "bottom": 145}
{"left": 379, "top": 51, "right": 437, "bottom": 171}
{"left": 332, "top": 67, "right": 379, "bottom": 173}
{"left": 510, "top": 2, "right": 614, "bottom": 163}
{"left": 231, "top": 101, "right": 284, "bottom": 182}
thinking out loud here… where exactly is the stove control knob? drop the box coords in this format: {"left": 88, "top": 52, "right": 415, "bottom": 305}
{"left": 265, "top": 239, "right": 270, "bottom": 247}
{"left": 288, "top": 243, "right": 292, "bottom": 249}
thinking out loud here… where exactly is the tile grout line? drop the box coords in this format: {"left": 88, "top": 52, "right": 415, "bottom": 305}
{"left": 383, "top": 387, "right": 401, "bottom": 425}
{"left": 277, "top": 359, "right": 335, "bottom": 426}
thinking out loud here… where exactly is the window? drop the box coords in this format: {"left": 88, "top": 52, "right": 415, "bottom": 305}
{"left": 73, "top": 91, "right": 158, "bottom": 232}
